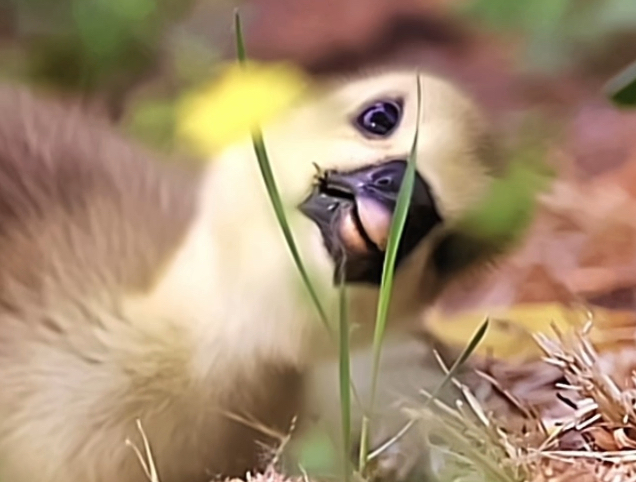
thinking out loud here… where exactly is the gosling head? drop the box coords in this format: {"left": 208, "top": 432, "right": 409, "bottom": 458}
{"left": 268, "top": 69, "right": 503, "bottom": 288}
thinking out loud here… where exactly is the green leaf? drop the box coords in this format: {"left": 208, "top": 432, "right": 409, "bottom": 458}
{"left": 454, "top": 149, "right": 552, "bottom": 249}
{"left": 605, "top": 59, "right": 636, "bottom": 107}
{"left": 296, "top": 429, "right": 340, "bottom": 478}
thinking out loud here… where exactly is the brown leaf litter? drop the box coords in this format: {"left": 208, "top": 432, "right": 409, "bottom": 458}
{"left": 450, "top": 317, "right": 636, "bottom": 482}
{"left": 425, "top": 139, "right": 636, "bottom": 362}
{"left": 418, "top": 106, "right": 636, "bottom": 480}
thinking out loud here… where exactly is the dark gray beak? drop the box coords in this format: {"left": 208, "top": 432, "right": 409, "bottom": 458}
{"left": 298, "top": 160, "right": 442, "bottom": 285}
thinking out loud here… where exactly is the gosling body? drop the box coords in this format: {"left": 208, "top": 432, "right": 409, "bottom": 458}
{"left": 0, "top": 70, "right": 501, "bottom": 482}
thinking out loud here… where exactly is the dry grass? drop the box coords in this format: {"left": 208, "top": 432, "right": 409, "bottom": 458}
{"left": 126, "top": 310, "right": 636, "bottom": 482}
{"left": 127, "top": 419, "right": 304, "bottom": 482}
{"left": 412, "top": 311, "right": 636, "bottom": 482}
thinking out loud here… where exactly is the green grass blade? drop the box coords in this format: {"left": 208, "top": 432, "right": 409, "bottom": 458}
{"left": 250, "top": 132, "right": 331, "bottom": 329}
{"left": 370, "top": 74, "right": 422, "bottom": 388}
{"left": 233, "top": 10, "right": 331, "bottom": 331}
{"left": 338, "top": 276, "right": 351, "bottom": 482}
{"left": 233, "top": 11, "right": 369, "bottom": 420}
{"left": 234, "top": 8, "right": 248, "bottom": 62}
{"left": 365, "top": 318, "right": 489, "bottom": 465}
{"left": 234, "top": 13, "right": 365, "bottom": 472}
{"left": 359, "top": 73, "right": 423, "bottom": 471}
{"left": 424, "top": 318, "right": 489, "bottom": 408}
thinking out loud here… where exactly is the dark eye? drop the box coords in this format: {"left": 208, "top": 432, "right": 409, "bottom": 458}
{"left": 354, "top": 99, "right": 403, "bottom": 137}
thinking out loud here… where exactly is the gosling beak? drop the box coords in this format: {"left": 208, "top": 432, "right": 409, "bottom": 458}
{"left": 298, "top": 159, "right": 442, "bottom": 285}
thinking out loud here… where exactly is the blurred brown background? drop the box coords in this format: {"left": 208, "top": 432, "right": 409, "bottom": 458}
{"left": 2, "top": 0, "right": 636, "bottom": 166}
{"left": 3, "top": 0, "right": 636, "bottom": 318}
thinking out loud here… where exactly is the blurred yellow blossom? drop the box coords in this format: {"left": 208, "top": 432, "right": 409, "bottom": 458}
{"left": 427, "top": 302, "right": 636, "bottom": 361}
{"left": 176, "top": 61, "right": 311, "bottom": 157}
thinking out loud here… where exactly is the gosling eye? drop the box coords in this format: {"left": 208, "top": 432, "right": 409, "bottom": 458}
{"left": 354, "top": 99, "right": 403, "bottom": 138}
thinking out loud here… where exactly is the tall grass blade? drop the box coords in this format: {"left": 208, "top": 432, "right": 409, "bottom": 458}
{"left": 233, "top": 8, "right": 247, "bottom": 62}
{"left": 366, "top": 318, "right": 489, "bottom": 464}
{"left": 234, "top": 13, "right": 367, "bottom": 473}
{"left": 233, "top": 10, "right": 330, "bottom": 331}
{"left": 359, "top": 73, "right": 423, "bottom": 471}
{"left": 425, "top": 318, "right": 489, "bottom": 407}
{"left": 338, "top": 273, "right": 351, "bottom": 482}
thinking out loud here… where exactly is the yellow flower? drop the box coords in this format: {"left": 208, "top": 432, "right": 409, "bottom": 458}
{"left": 176, "top": 60, "right": 311, "bottom": 157}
